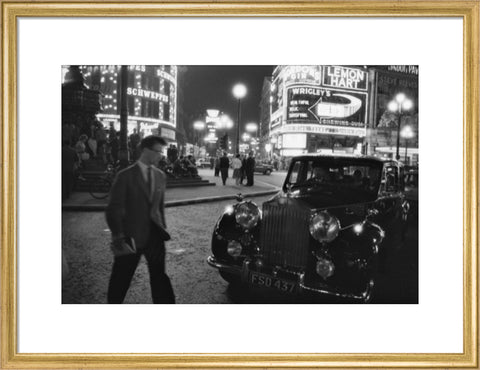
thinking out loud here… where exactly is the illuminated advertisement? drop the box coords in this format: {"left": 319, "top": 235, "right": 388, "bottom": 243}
{"left": 81, "top": 65, "right": 177, "bottom": 136}
{"left": 322, "top": 66, "right": 367, "bottom": 91}
{"left": 283, "top": 65, "right": 322, "bottom": 86}
{"left": 286, "top": 86, "right": 367, "bottom": 128}
{"left": 126, "top": 88, "right": 169, "bottom": 103}
{"left": 283, "top": 133, "right": 307, "bottom": 148}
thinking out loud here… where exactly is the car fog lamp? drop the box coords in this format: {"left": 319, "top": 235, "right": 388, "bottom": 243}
{"left": 227, "top": 240, "right": 242, "bottom": 257}
{"left": 309, "top": 211, "right": 340, "bottom": 243}
{"left": 235, "top": 202, "right": 261, "bottom": 230}
{"left": 316, "top": 258, "right": 335, "bottom": 279}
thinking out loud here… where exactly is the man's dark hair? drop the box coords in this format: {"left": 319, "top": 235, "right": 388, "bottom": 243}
{"left": 140, "top": 135, "right": 167, "bottom": 150}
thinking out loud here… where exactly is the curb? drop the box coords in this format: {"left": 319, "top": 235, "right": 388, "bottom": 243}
{"left": 62, "top": 188, "right": 280, "bottom": 212}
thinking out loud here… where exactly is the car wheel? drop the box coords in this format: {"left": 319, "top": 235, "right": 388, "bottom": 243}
{"left": 220, "top": 271, "right": 241, "bottom": 286}
{"left": 264, "top": 169, "right": 272, "bottom": 175}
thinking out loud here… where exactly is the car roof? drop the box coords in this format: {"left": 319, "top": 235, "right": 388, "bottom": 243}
{"left": 291, "top": 153, "right": 400, "bottom": 164}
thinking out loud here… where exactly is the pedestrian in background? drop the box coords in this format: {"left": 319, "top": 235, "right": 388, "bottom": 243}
{"left": 95, "top": 122, "right": 107, "bottom": 158}
{"left": 232, "top": 154, "right": 242, "bottom": 186}
{"left": 240, "top": 154, "right": 247, "bottom": 185}
{"left": 219, "top": 152, "right": 230, "bottom": 185}
{"left": 75, "top": 134, "right": 90, "bottom": 163}
{"left": 129, "top": 128, "right": 141, "bottom": 161}
{"left": 214, "top": 156, "right": 220, "bottom": 177}
{"left": 105, "top": 135, "right": 175, "bottom": 304}
{"left": 110, "top": 133, "right": 119, "bottom": 164}
{"left": 87, "top": 135, "right": 97, "bottom": 158}
{"left": 245, "top": 151, "right": 256, "bottom": 186}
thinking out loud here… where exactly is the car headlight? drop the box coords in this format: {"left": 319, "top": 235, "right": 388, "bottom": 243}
{"left": 309, "top": 211, "right": 340, "bottom": 243}
{"left": 235, "top": 201, "right": 261, "bottom": 230}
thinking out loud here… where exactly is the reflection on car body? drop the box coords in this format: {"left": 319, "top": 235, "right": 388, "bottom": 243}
{"left": 207, "top": 154, "right": 410, "bottom": 303}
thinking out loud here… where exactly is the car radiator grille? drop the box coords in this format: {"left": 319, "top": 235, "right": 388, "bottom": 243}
{"left": 260, "top": 201, "right": 310, "bottom": 269}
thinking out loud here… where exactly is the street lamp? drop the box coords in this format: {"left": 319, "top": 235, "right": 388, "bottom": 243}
{"left": 233, "top": 83, "right": 247, "bottom": 154}
{"left": 400, "top": 125, "right": 414, "bottom": 164}
{"left": 245, "top": 122, "right": 258, "bottom": 138}
{"left": 388, "top": 92, "right": 413, "bottom": 160}
{"left": 242, "top": 133, "right": 251, "bottom": 141}
{"left": 193, "top": 120, "right": 205, "bottom": 146}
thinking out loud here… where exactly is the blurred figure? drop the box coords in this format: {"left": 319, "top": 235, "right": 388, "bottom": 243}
{"left": 95, "top": 122, "right": 107, "bottom": 157}
{"left": 129, "top": 129, "right": 141, "bottom": 161}
{"left": 219, "top": 152, "right": 230, "bottom": 185}
{"left": 75, "top": 134, "right": 90, "bottom": 163}
{"left": 311, "top": 166, "right": 329, "bottom": 182}
{"left": 245, "top": 151, "right": 255, "bottom": 186}
{"left": 232, "top": 154, "right": 242, "bottom": 186}
{"left": 214, "top": 156, "right": 220, "bottom": 177}
{"left": 240, "top": 154, "right": 247, "bottom": 184}
{"left": 110, "top": 133, "right": 119, "bottom": 164}
{"left": 87, "top": 135, "right": 97, "bottom": 158}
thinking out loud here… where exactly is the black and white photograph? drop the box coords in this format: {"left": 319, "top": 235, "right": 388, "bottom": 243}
{"left": 61, "top": 65, "right": 419, "bottom": 304}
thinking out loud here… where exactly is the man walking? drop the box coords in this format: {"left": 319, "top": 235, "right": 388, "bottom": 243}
{"left": 219, "top": 152, "right": 230, "bottom": 186}
{"left": 106, "top": 135, "right": 175, "bottom": 304}
{"left": 245, "top": 151, "right": 256, "bottom": 186}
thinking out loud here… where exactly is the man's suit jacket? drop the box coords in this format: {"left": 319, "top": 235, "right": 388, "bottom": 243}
{"left": 106, "top": 163, "right": 167, "bottom": 249}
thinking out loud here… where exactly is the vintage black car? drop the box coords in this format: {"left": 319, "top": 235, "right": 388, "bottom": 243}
{"left": 207, "top": 154, "right": 410, "bottom": 303}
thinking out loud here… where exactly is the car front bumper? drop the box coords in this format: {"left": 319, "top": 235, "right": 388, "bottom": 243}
{"left": 207, "top": 255, "right": 374, "bottom": 303}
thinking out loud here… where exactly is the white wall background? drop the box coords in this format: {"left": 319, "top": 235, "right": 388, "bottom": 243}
{"left": 17, "top": 17, "right": 463, "bottom": 353}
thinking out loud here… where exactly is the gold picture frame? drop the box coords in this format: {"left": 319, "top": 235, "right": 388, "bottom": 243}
{"left": 1, "top": 1, "right": 478, "bottom": 368}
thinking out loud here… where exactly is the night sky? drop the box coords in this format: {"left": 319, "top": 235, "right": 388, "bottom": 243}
{"left": 181, "top": 66, "right": 274, "bottom": 131}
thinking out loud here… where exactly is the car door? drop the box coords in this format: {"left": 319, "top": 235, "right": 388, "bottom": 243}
{"left": 373, "top": 162, "right": 404, "bottom": 231}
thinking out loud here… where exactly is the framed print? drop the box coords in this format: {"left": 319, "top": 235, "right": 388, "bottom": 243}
{"left": 1, "top": 0, "right": 478, "bottom": 368}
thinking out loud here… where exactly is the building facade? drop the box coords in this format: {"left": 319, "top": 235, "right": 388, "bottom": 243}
{"left": 264, "top": 65, "right": 418, "bottom": 164}
{"left": 79, "top": 65, "right": 178, "bottom": 142}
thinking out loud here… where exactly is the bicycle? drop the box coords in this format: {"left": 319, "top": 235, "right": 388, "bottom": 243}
{"left": 89, "top": 164, "right": 118, "bottom": 199}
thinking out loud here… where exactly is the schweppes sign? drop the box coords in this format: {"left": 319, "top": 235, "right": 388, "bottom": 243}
{"left": 126, "top": 88, "right": 169, "bottom": 103}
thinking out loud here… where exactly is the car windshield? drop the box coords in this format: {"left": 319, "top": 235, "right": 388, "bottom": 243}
{"left": 285, "top": 158, "right": 383, "bottom": 202}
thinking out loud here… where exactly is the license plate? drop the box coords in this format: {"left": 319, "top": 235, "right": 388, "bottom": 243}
{"left": 249, "top": 272, "right": 296, "bottom": 293}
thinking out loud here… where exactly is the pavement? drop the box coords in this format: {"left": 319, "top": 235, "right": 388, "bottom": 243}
{"left": 62, "top": 168, "right": 281, "bottom": 211}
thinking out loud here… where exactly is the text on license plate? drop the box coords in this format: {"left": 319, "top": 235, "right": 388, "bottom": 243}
{"left": 249, "top": 272, "right": 296, "bottom": 293}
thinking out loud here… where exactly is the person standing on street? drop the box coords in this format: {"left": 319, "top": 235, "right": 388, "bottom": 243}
{"left": 239, "top": 154, "right": 247, "bottom": 185}
{"left": 105, "top": 135, "right": 175, "bottom": 304}
{"left": 219, "top": 152, "right": 230, "bottom": 186}
{"left": 245, "top": 151, "right": 256, "bottom": 186}
{"left": 232, "top": 154, "right": 242, "bottom": 186}
{"left": 214, "top": 156, "right": 220, "bottom": 177}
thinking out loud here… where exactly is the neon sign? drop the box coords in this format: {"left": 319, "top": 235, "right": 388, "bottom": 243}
{"left": 157, "top": 70, "right": 176, "bottom": 85}
{"left": 126, "top": 88, "right": 169, "bottom": 103}
{"left": 323, "top": 66, "right": 367, "bottom": 91}
{"left": 284, "top": 66, "right": 321, "bottom": 85}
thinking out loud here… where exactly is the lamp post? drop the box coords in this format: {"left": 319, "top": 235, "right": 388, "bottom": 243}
{"left": 245, "top": 122, "right": 258, "bottom": 138}
{"left": 388, "top": 93, "right": 413, "bottom": 160}
{"left": 232, "top": 83, "right": 247, "bottom": 154}
{"left": 118, "top": 65, "right": 129, "bottom": 169}
{"left": 193, "top": 120, "right": 205, "bottom": 146}
{"left": 400, "top": 125, "right": 414, "bottom": 164}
